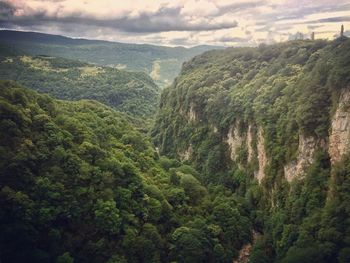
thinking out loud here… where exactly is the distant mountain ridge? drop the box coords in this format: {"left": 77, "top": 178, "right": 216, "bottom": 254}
{"left": 0, "top": 30, "right": 222, "bottom": 87}
{"left": 0, "top": 44, "right": 160, "bottom": 119}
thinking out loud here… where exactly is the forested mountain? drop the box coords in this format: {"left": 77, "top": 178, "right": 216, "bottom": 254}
{"left": 1, "top": 33, "right": 350, "bottom": 262}
{"left": 0, "top": 81, "right": 253, "bottom": 263}
{"left": 152, "top": 38, "right": 350, "bottom": 262}
{"left": 0, "top": 45, "right": 159, "bottom": 119}
{"left": 0, "top": 30, "right": 221, "bottom": 88}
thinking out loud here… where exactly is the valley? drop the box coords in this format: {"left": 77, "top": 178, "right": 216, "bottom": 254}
{"left": 0, "top": 30, "right": 350, "bottom": 263}
{"left": 0, "top": 30, "right": 221, "bottom": 88}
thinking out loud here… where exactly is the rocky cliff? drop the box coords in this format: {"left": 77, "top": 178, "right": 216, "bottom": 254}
{"left": 153, "top": 39, "right": 350, "bottom": 185}
{"left": 226, "top": 122, "right": 244, "bottom": 161}
{"left": 329, "top": 88, "right": 350, "bottom": 164}
{"left": 152, "top": 38, "right": 350, "bottom": 262}
{"left": 284, "top": 134, "right": 325, "bottom": 182}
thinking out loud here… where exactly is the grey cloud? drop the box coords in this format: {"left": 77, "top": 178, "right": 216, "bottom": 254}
{"left": 218, "top": 36, "right": 251, "bottom": 43}
{"left": 0, "top": 1, "right": 14, "bottom": 19}
{"left": 307, "top": 25, "right": 323, "bottom": 30}
{"left": 214, "top": 1, "right": 265, "bottom": 16}
{"left": 0, "top": 3, "right": 238, "bottom": 33}
{"left": 255, "top": 3, "right": 350, "bottom": 25}
{"left": 0, "top": 0, "right": 349, "bottom": 46}
{"left": 169, "top": 37, "right": 191, "bottom": 46}
{"left": 306, "top": 16, "right": 350, "bottom": 24}
{"left": 255, "top": 23, "right": 293, "bottom": 33}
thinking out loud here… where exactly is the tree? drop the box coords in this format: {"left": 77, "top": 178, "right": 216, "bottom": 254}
{"left": 171, "top": 227, "right": 205, "bottom": 262}
{"left": 94, "top": 199, "right": 121, "bottom": 235}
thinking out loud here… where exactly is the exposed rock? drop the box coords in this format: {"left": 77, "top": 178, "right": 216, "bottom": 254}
{"left": 233, "top": 243, "right": 251, "bottom": 263}
{"left": 233, "top": 231, "right": 261, "bottom": 263}
{"left": 247, "top": 124, "right": 254, "bottom": 163}
{"left": 329, "top": 88, "right": 350, "bottom": 164}
{"left": 284, "top": 134, "right": 324, "bottom": 182}
{"left": 188, "top": 103, "right": 198, "bottom": 122}
{"left": 178, "top": 144, "right": 193, "bottom": 161}
{"left": 256, "top": 127, "right": 267, "bottom": 183}
{"left": 226, "top": 122, "right": 243, "bottom": 161}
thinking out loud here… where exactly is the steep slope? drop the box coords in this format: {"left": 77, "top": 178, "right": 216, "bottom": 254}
{"left": 0, "top": 81, "right": 253, "bottom": 263}
{"left": 0, "top": 47, "right": 159, "bottom": 119}
{"left": 0, "top": 30, "right": 221, "bottom": 88}
{"left": 152, "top": 39, "right": 350, "bottom": 262}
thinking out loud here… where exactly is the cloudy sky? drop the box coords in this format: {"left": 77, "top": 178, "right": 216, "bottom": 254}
{"left": 1, "top": 0, "right": 350, "bottom": 47}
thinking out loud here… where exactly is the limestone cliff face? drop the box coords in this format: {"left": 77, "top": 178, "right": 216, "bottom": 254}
{"left": 226, "top": 123, "right": 267, "bottom": 183}
{"left": 247, "top": 125, "right": 254, "bottom": 163}
{"left": 329, "top": 89, "right": 350, "bottom": 164}
{"left": 284, "top": 135, "right": 324, "bottom": 182}
{"left": 226, "top": 122, "right": 243, "bottom": 161}
{"left": 279, "top": 89, "right": 350, "bottom": 182}
{"left": 188, "top": 103, "right": 198, "bottom": 122}
{"left": 179, "top": 144, "right": 193, "bottom": 161}
{"left": 256, "top": 127, "right": 267, "bottom": 183}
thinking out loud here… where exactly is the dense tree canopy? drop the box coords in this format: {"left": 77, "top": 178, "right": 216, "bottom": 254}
{"left": 1, "top": 35, "right": 350, "bottom": 263}
{"left": 0, "top": 30, "right": 220, "bottom": 88}
{"left": 0, "top": 81, "right": 252, "bottom": 262}
{"left": 0, "top": 46, "right": 160, "bottom": 119}
{"left": 152, "top": 38, "right": 350, "bottom": 262}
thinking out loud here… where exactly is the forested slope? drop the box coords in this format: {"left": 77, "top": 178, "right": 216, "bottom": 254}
{"left": 0, "top": 30, "right": 220, "bottom": 88}
{"left": 152, "top": 38, "right": 350, "bottom": 262}
{"left": 0, "top": 46, "right": 159, "bottom": 119}
{"left": 0, "top": 81, "right": 254, "bottom": 263}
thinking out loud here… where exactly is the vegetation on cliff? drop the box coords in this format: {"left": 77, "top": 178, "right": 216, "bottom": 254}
{"left": 152, "top": 38, "right": 350, "bottom": 262}
{"left": 1, "top": 35, "right": 350, "bottom": 262}
{"left": 0, "top": 81, "right": 252, "bottom": 263}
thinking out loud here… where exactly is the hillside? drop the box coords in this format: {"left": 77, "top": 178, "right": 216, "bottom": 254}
{"left": 0, "top": 30, "right": 221, "bottom": 88}
{"left": 0, "top": 46, "right": 159, "bottom": 119}
{"left": 0, "top": 81, "right": 255, "bottom": 263}
{"left": 152, "top": 38, "right": 350, "bottom": 262}
{"left": 1, "top": 32, "right": 350, "bottom": 262}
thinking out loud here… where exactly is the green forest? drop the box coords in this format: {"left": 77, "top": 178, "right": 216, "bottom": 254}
{"left": 0, "top": 32, "right": 350, "bottom": 263}
{"left": 0, "top": 81, "right": 252, "bottom": 263}
{"left": 0, "top": 45, "right": 159, "bottom": 119}
{"left": 0, "top": 30, "right": 219, "bottom": 88}
{"left": 152, "top": 38, "right": 350, "bottom": 262}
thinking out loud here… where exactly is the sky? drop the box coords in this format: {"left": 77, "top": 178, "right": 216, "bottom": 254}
{"left": 0, "top": 0, "right": 350, "bottom": 47}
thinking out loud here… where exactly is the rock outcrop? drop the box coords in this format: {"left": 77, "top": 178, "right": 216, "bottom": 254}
{"left": 256, "top": 127, "right": 267, "bottom": 183}
{"left": 226, "top": 123, "right": 266, "bottom": 183}
{"left": 179, "top": 144, "right": 193, "bottom": 161}
{"left": 233, "top": 231, "right": 260, "bottom": 263}
{"left": 226, "top": 122, "right": 243, "bottom": 161}
{"left": 247, "top": 125, "right": 254, "bottom": 163}
{"left": 188, "top": 103, "right": 198, "bottom": 122}
{"left": 284, "top": 134, "right": 325, "bottom": 182}
{"left": 329, "top": 88, "right": 350, "bottom": 164}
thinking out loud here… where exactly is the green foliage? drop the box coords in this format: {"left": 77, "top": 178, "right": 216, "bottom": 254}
{"left": 56, "top": 252, "right": 74, "bottom": 263}
{"left": 2, "top": 36, "right": 350, "bottom": 262}
{"left": 0, "top": 30, "right": 220, "bottom": 88}
{"left": 94, "top": 199, "right": 122, "bottom": 235}
{"left": 171, "top": 226, "right": 206, "bottom": 262}
{"left": 0, "top": 81, "right": 252, "bottom": 262}
{"left": 152, "top": 39, "right": 350, "bottom": 262}
{"left": 0, "top": 51, "right": 160, "bottom": 119}
{"left": 153, "top": 39, "right": 350, "bottom": 175}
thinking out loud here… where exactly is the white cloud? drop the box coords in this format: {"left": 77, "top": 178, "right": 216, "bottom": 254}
{"left": 1, "top": 0, "right": 350, "bottom": 46}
